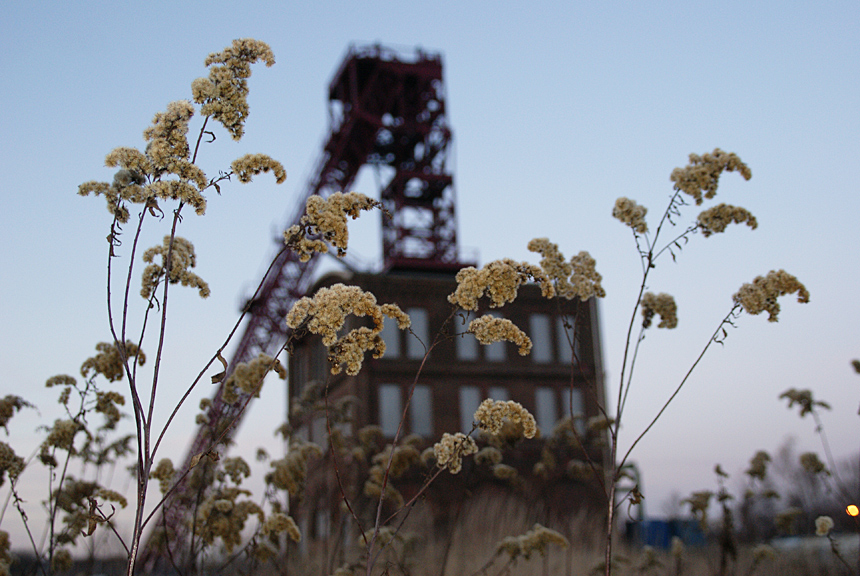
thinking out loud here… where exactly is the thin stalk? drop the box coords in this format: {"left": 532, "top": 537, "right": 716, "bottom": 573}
{"left": 618, "top": 305, "right": 740, "bottom": 470}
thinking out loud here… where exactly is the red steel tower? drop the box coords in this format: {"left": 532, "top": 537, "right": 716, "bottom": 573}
{"left": 141, "top": 43, "right": 465, "bottom": 568}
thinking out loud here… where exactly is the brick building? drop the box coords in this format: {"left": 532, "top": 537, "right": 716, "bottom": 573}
{"left": 287, "top": 268, "right": 609, "bottom": 543}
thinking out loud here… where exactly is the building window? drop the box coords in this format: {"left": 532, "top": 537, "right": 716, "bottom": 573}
{"left": 561, "top": 387, "right": 585, "bottom": 434}
{"left": 314, "top": 508, "right": 329, "bottom": 540}
{"left": 530, "top": 314, "right": 553, "bottom": 364}
{"left": 557, "top": 316, "right": 580, "bottom": 365}
{"left": 378, "top": 384, "right": 402, "bottom": 437}
{"left": 379, "top": 317, "right": 401, "bottom": 358}
{"left": 456, "top": 312, "right": 479, "bottom": 361}
{"left": 459, "top": 385, "right": 481, "bottom": 433}
{"left": 410, "top": 385, "right": 433, "bottom": 436}
{"left": 406, "top": 307, "right": 428, "bottom": 360}
{"left": 535, "top": 387, "right": 557, "bottom": 435}
{"left": 488, "top": 386, "right": 509, "bottom": 402}
{"left": 485, "top": 312, "right": 506, "bottom": 362}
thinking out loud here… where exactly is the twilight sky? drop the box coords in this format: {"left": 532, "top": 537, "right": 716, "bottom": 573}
{"left": 1, "top": 0, "right": 858, "bottom": 546}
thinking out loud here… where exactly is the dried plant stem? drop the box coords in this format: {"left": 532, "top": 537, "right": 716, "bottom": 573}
{"left": 619, "top": 305, "right": 740, "bottom": 471}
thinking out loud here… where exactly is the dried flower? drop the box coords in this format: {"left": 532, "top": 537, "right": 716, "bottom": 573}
{"left": 284, "top": 192, "right": 383, "bottom": 261}
{"left": 779, "top": 388, "right": 830, "bottom": 417}
{"left": 286, "top": 284, "right": 409, "bottom": 375}
{"left": 152, "top": 458, "right": 176, "bottom": 494}
{"left": 0, "top": 395, "right": 33, "bottom": 432}
{"left": 80, "top": 341, "right": 145, "bottom": 382}
{"left": 733, "top": 270, "right": 809, "bottom": 322}
{"left": 527, "top": 239, "right": 606, "bottom": 302}
{"left": 746, "top": 451, "right": 770, "bottom": 480}
{"left": 640, "top": 292, "right": 678, "bottom": 329}
{"left": 496, "top": 524, "right": 568, "bottom": 561}
{"left": 468, "top": 315, "right": 532, "bottom": 356}
{"left": 231, "top": 153, "right": 286, "bottom": 184}
{"left": 141, "top": 236, "right": 209, "bottom": 300}
{"left": 0, "top": 442, "right": 24, "bottom": 487}
{"left": 815, "top": 515, "right": 834, "bottom": 536}
{"left": 433, "top": 432, "right": 478, "bottom": 474}
{"left": 448, "top": 259, "right": 554, "bottom": 311}
{"left": 39, "top": 419, "right": 87, "bottom": 466}
{"left": 670, "top": 148, "right": 752, "bottom": 205}
{"left": 266, "top": 440, "right": 322, "bottom": 496}
{"left": 193, "top": 39, "right": 275, "bottom": 140}
{"left": 475, "top": 446, "right": 503, "bottom": 466}
{"left": 473, "top": 399, "right": 537, "bottom": 439}
{"left": 799, "top": 452, "right": 828, "bottom": 475}
{"left": 196, "top": 487, "right": 265, "bottom": 553}
{"left": 262, "top": 512, "right": 301, "bottom": 542}
{"left": 612, "top": 197, "right": 649, "bottom": 234}
{"left": 222, "top": 354, "right": 286, "bottom": 404}
{"left": 683, "top": 491, "right": 713, "bottom": 527}
{"left": 697, "top": 203, "right": 757, "bottom": 237}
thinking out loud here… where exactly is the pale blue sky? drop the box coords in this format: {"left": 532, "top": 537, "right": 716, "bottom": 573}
{"left": 1, "top": 0, "right": 858, "bottom": 544}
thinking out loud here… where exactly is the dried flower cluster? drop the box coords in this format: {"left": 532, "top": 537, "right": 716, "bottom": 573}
{"left": 670, "top": 148, "right": 752, "bottom": 205}
{"left": 231, "top": 153, "right": 286, "bottom": 184}
{"left": 799, "top": 452, "right": 828, "bottom": 475}
{"left": 152, "top": 458, "right": 176, "bottom": 494}
{"left": 433, "top": 432, "right": 478, "bottom": 474}
{"left": 192, "top": 38, "right": 275, "bottom": 140}
{"left": 222, "top": 354, "right": 286, "bottom": 405}
{"left": 266, "top": 440, "right": 322, "bottom": 496}
{"left": 640, "top": 292, "right": 678, "bottom": 329}
{"left": 261, "top": 512, "right": 301, "bottom": 542}
{"left": 612, "top": 197, "right": 649, "bottom": 234}
{"left": 697, "top": 203, "right": 757, "bottom": 237}
{"left": 473, "top": 399, "right": 537, "bottom": 439}
{"left": 468, "top": 315, "right": 532, "bottom": 356}
{"left": 79, "top": 341, "right": 145, "bottom": 382}
{"left": 527, "top": 238, "right": 605, "bottom": 301}
{"left": 141, "top": 236, "right": 209, "bottom": 300}
{"left": 94, "top": 390, "right": 126, "bottom": 430}
{"left": 38, "top": 419, "right": 87, "bottom": 466}
{"left": 449, "top": 259, "right": 554, "bottom": 311}
{"left": 195, "top": 487, "right": 265, "bottom": 553}
{"left": 474, "top": 446, "right": 504, "bottom": 466}
{"left": 779, "top": 388, "right": 830, "bottom": 417}
{"left": 0, "top": 395, "right": 32, "bottom": 432}
{"left": 733, "top": 269, "right": 809, "bottom": 322}
{"left": 0, "top": 442, "right": 24, "bottom": 487}
{"left": 284, "top": 192, "right": 383, "bottom": 262}
{"left": 81, "top": 40, "right": 279, "bottom": 227}
{"left": 815, "top": 515, "right": 834, "bottom": 536}
{"left": 683, "top": 491, "right": 713, "bottom": 527}
{"left": 286, "top": 283, "right": 410, "bottom": 375}
{"left": 364, "top": 443, "right": 420, "bottom": 507}
{"left": 745, "top": 451, "right": 771, "bottom": 480}
{"left": 495, "top": 524, "right": 569, "bottom": 561}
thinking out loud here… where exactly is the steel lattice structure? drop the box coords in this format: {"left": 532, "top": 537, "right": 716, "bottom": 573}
{"left": 140, "top": 43, "right": 462, "bottom": 569}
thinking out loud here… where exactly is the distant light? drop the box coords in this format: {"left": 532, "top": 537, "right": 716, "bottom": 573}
{"left": 847, "top": 505, "right": 859, "bottom": 517}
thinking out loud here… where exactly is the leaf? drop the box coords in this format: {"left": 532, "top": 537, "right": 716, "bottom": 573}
{"left": 190, "top": 450, "right": 220, "bottom": 469}
{"left": 211, "top": 351, "right": 228, "bottom": 383}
